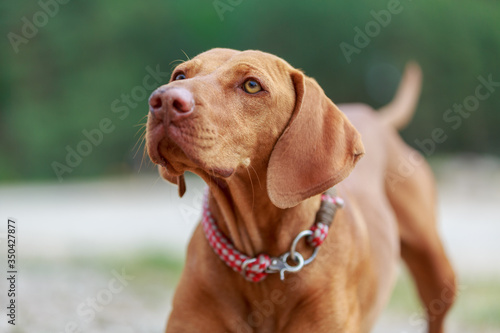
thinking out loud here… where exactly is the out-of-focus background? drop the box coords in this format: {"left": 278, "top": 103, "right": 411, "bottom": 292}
{"left": 1, "top": 1, "right": 499, "bottom": 332}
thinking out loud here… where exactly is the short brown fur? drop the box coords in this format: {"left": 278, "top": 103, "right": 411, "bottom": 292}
{"left": 146, "top": 48, "right": 456, "bottom": 333}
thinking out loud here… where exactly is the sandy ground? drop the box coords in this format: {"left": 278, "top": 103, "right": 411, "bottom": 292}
{"left": 0, "top": 155, "right": 499, "bottom": 332}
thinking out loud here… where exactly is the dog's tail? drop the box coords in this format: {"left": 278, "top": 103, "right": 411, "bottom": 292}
{"left": 378, "top": 62, "right": 422, "bottom": 130}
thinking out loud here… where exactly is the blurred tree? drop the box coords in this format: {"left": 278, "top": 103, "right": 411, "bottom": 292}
{"left": 1, "top": 0, "right": 499, "bottom": 181}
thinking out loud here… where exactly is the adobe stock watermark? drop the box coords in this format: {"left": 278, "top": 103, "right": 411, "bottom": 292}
{"left": 51, "top": 65, "right": 169, "bottom": 182}
{"left": 387, "top": 74, "right": 499, "bottom": 191}
{"left": 179, "top": 187, "right": 204, "bottom": 224}
{"left": 7, "top": 0, "right": 71, "bottom": 54}
{"left": 213, "top": 0, "right": 245, "bottom": 21}
{"left": 404, "top": 279, "right": 465, "bottom": 333}
{"left": 340, "top": 0, "right": 408, "bottom": 64}
{"left": 58, "top": 267, "right": 135, "bottom": 333}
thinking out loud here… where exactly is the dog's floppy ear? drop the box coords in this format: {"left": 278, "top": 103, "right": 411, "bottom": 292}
{"left": 267, "top": 71, "right": 364, "bottom": 209}
{"left": 158, "top": 165, "right": 186, "bottom": 197}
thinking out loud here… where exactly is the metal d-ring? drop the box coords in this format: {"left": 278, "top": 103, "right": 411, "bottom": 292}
{"left": 289, "top": 230, "right": 320, "bottom": 266}
{"left": 280, "top": 252, "right": 304, "bottom": 272}
{"left": 278, "top": 252, "right": 305, "bottom": 280}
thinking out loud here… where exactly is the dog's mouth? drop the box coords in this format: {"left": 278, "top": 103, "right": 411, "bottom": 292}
{"left": 147, "top": 121, "right": 235, "bottom": 179}
{"left": 146, "top": 127, "right": 182, "bottom": 176}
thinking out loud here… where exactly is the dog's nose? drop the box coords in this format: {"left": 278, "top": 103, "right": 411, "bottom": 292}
{"left": 149, "top": 87, "right": 194, "bottom": 120}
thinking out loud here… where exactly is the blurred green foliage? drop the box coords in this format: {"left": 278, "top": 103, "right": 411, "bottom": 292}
{"left": 1, "top": 0, "right": 499, "bottom": 182}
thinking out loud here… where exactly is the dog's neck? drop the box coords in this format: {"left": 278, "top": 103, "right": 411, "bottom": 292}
{"left": 203, "top": 171, "right": 321, "bottom": 257}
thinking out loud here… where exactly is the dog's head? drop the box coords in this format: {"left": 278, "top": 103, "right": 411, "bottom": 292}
{"left": 146, "top": 48, "right": 364, "bottom": 208}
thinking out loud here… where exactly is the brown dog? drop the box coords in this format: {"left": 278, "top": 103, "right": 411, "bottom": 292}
{"left": 146, "top": 48, "right": 456, "bottom": 333}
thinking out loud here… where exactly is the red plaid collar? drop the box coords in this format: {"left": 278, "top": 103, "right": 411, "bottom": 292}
{"left": 201, "top": 188, "right": 344, "bottom": 282}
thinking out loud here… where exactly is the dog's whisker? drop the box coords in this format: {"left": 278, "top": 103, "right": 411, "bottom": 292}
{"left": 132, "top": 130, "right": 146, "bottom": 154}
{"left": 151, "top": 175, "right": 162, "bottom": 188}
{"left": 170, "top": 59, "right": 187, "bottom": 71}
{"left": 245, "top": 166, "right": 256, "bottom": 212}
{"left": 133, "top": 134, "right": 147, "bottom": 159}
{"left": 138, "top": 145, "right": 147, "bottom": 173}
{"left": 170, "top": 58, "right": 186, "bottom": 66}
{"left": 180, "top": 49, "right": 190, "bottom": 61}
{"left": 134, "top": 125, "right": 147, "bottom": 138}
{"left": 248, "top": 164, "right": 263, "bottom": 190}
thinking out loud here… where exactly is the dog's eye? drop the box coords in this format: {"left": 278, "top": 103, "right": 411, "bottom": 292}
{"left": 243, "top": 79, "right": 262, "bottom": 94}
{"left": 174, "top": 73, "right": 186, "bottom": 80}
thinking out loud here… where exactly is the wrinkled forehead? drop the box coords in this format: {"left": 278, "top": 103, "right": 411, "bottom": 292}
{"left": 177, "top": 48, "right": 294, "bottom": 79}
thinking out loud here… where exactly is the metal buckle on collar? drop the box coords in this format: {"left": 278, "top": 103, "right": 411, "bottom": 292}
{"left": 265, "top": 230, "right": 319, "bottom": 280}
